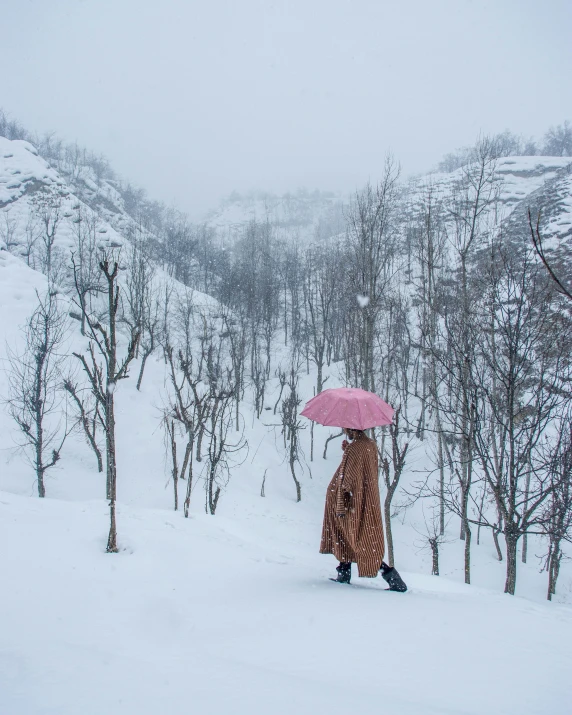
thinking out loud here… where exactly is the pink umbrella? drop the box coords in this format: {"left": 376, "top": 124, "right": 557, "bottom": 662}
{"left": 301, "top": 387, "right": 394, "bottom": 430}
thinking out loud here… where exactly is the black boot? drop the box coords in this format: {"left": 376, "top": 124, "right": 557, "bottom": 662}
{"left": 380, "top": 561, "right": 407, "bottom": 592}
{"left": 330, "top": 561, "right": 352, "bottom": 584}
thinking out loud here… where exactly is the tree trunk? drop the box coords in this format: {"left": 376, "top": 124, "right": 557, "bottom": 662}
{"left": 521, "top": 472, "right": 531, "bottom": 563}
{"left": 105, "top": 389, "right": 119, "bottom": 553}
{"left": 136, "top": 350, "right": 150, "bottom": 391}
{"left": 463, "top": 518, "right": 471, "bottom": 584}
{"left": 196, "top": 425, "right": 204, "bottom": 462}
{"left": 437, "top": 428, "right": 445, "bottom": 535}
{"left": 106, "top": 497, "right": 118, "bottom": 553}
{"left": 170, "top": 421, "right": 178, "bottom": 511}
{"left": 430, "top": 539, "right": 439, "bottom": 576}
{"left": 547, "top": 541, "right": 562, "bottom": 601}
{"left": 492, "top": 524, "right": 503, "bottom": 561}
{"left": 208, "top": 469, "right": 221, "bottom": 514}
{"left": 384, "top": 494, "right": 395, "bottom": 567}
{"left": 183, "top": 438, "right": 194, "bottom": 519}
{"left": 504, "top": 533, "right": 519, "bottom": 595}
{"left": 289, "top": 455, "right": 301, "bottom": 503}
{"left": 310, "top": 420, "right": 314, "bottom": 462}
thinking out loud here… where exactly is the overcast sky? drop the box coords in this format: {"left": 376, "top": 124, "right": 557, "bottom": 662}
{"left": 2, "top": 0, "right": 571, "bottom": 218}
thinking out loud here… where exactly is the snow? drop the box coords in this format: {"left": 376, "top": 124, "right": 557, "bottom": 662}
{"left": 0, "top": 137, "right": 62, "bottom": 206}
{"left": 1, "top": 492, "right": 570, "bottom": 715}
{"left": 1, "top": 136, "right": 571, "bottom": 714}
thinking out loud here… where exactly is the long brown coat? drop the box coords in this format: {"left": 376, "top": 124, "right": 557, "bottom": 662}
{"left": 320, "top": 434, "right": 385, "bottom": 577}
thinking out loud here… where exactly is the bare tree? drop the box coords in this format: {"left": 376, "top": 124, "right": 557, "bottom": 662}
{"left": 303, "top": 245, "right": 336, "bottom": 394}
{"left": 0, "top": 208, "right": 18, "bottom": 251}
{"left": 122, "top": 231, "right": 155, "bottom": 354}
{"left": 204, "top": 388, "right": 244, "bottom": 514}
{"left": 222, "top": 307, "right": 249, "bottom": 430}
{"left": 471, "top": 243, "right": 569, "bottom": 594}
{"left": 381, "top": 408, "right": 409, "bottom": 567}
{"left": 542, "top": 416, "right": 572, "bottom": 600}
{"left": 30, "top": 187, "right": 64, "bottom": 286}
{"left": 23, "top": 213, "right": 42, "bottom": 268}
{"left": 69, "top": 205, "right": 104, "bottom": 335}
{"left": 164, "top": 345, "right": 206, "bottom": 516}
{"left": 279, "top": 362, "right": 305, "bottom": 502}
{"left": 345, "top": 158, "right": 400, "bottom": 393}
{"left": 542, "top": 120, "right": 572, "bottom": 157}
{"left": 414, "top": 504, "right": 451, "bottom": 576}
{"left": 5, "top": 291, "right": 69, "bottom": 497}
{"left": 136, "top": 284, "right": 161, "bottom": 391}
{"left": 72, "top": 253, "right": 140, "bottom": 553}
{"left": 64, "top": 379, "right": 103, "bottom": 473}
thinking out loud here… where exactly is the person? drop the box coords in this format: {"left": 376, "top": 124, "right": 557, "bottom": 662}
{"left": 320, "top": 428, "right": 385, "bottom": 584}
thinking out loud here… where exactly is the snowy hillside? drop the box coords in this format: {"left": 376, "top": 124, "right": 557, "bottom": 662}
{"left": 204, "top": 157, "right": 572, "bottom": 248}
{"left": 1, "top": 133, "right": 572, "bottom": 714}
{"left": 204, "top": 188, "right": 345, "bottom": 244}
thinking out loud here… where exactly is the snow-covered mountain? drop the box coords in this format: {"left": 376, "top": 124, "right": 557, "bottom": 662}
{"left": 203, "top": 187, "right": 346, "bottom": 245}
{"left": 203, "top": 156, "right": 572, "bottom": 250}
{"left": 1, "top": 134, "right": 571, "bottom": 715}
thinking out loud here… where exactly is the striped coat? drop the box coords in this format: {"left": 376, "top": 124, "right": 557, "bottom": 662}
{"left": 320, "top": 434, "right": 385, "bottom": 577}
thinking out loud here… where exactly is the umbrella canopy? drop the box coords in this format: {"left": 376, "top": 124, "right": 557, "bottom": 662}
{"left": 300, "top": 387, "right": 394, "bottom": 430}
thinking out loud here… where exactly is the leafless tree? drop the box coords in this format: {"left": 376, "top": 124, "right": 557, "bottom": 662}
{"left": 122, "top": 231, "right": 155, "bottom": 354}
{"left": 542, "top": 120, "right": 572, "bottom": 157}
{"left": 279, "top": 361, "right": 305, "bottom": 502}
{"left": 63, "top": 379, "right": 103, "bottom": 473}
{"left": 541, "top": 416, "right": 572, "bottom": 600}
{"left": 0, "top": 208, "right": 18, "bottom": 251}
{"left": 410, "top": 183, "right": 448, "bottom": 530}
{"left": 164, "top": 344, "right": 206, "bottom": 516}
{"left": 30, "top": 187, "right": 64, "bottom": 286}
{"left": 222, "top": 307, "right": 249, "bottom": 430}
{"left": 413, "top": 504, "right": 452, "bottom": 576}
{"left": 303, "top": 245, "right": 336, "bottom": 394}
{"left": 5, "top": 291, "right": 69, "bottom": 497}
{"left": 72, "top": 252, "right": 140, "bottom": 552}
{"left": 69, "top": 205, "right": 104, "bottom": 335}
{"left": 345, "top": 158, "right": 401, "bottom": 393}
{"left": 381, "top": 408, "right": 409, "bottom": 567}
{"left": 204, "top": 387, "right": 244, "bottom": 514}
{"left": 470, "top": 243, "right": 570, "bottom": 594}
{"left": 135, "top": 284, "right": 161, "bottom": 391}
{"left": 23, "top": 213, "right": 42, "bottom": 268}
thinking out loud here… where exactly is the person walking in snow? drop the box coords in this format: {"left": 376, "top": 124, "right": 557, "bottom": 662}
{"left": 320, "top": 428, "right": 386, "bottom": 584}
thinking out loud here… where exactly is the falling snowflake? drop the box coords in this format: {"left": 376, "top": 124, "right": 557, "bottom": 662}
{"left": 357, "top": 294, "right": 369, "bottom": 308}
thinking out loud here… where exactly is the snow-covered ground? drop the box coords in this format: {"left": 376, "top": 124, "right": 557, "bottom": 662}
{"left": 1, "top": 135, "right": 572, "bottom": 713}
{"left": 2, "top": 490, "right": 571, "bottom": 715}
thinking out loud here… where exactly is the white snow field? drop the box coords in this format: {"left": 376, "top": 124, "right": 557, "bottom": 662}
{"left": 1, "top": 136, "right": 571, "bottom": 713}
{"left": 1, "top": 490, "right": 571, "bottom": 715}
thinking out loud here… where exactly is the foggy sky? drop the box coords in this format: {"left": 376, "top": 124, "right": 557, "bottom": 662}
{"left": 2, "top": 0, "right": 571, "bottom": 218}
